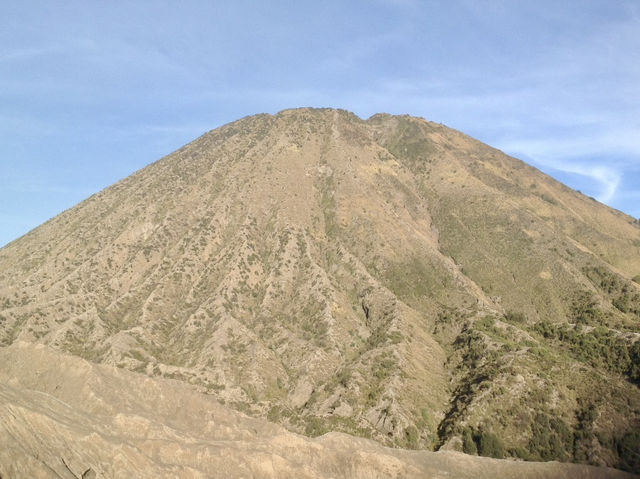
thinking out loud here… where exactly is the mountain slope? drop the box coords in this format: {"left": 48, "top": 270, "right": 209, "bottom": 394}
{"left": 1, "top": 341, "right": 635, "bottom": 479}
{"left": 0, "top": 108, "right": 639, "bottom": 471}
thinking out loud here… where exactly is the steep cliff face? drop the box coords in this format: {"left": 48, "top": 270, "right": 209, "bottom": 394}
{"left": 1, "top": 108, "right": 639, "bottom": 470}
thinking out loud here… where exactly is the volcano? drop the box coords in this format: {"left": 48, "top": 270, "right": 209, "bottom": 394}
{"left": 1, "top": 108, "right": 639, "bottom": 474}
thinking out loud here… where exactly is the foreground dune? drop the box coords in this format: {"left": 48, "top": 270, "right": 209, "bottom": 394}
{"left": 0, "top": 342, "right": 633, "bottom": 479}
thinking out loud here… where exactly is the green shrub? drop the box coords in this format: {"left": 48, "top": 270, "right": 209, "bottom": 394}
{"left": 629, "top": 341, "right": 640, "bottom": 383}
{"left": 533, "top": 321, "right": 638, "bottom": 381}
{"left": 477, "top": 430, "right": 505, "bottom": 459}
{"left": 573, "top": 404, "right": 598, "bottom": 463}
{"left": 528, "top": 413, "right": 573, "bottom": 460}
{"left": 405, "top": 426, "right": 419, "bottom": 448}
{"left": 583, "top": 266, "right": 640, "bottom": 317}
{"left": 570, "top": 291, "right": 602, "bottom": 325}
{"left": 420, "top": 408, "right": 429, "bottom": 422}
{"left": 462, "top": 427, "right": 477, "bottom": 454}
{"left": 504, "top": 311, "right": 527, "bottom": 323}
{"left": 511, "top": 447, "right": 532, "bottom": 460}
{"left": 615, "top": 431, "right": 640, "bottom": 472}
{"left": 455, "top": 329, "right": 487, "bottom": 368}
{"left": 475, "top": 316, "right": 498, "bottom": 334}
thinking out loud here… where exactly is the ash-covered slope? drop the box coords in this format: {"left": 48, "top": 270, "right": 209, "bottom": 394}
{"left": 0, "top": 108, "right": 639, "bottom": 471}
{"left": 0, "top": 342, "right": 634, "bottom": 479}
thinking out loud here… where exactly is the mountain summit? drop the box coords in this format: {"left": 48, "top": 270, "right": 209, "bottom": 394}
{"left": 1, "top": 108, "right": 639, "bottom": 471}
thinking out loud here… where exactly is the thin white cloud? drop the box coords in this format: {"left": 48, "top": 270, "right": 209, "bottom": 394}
{"left": 553, "top": 163, "right": 620, "bottom": 203}
{"left": 498, "top": 141, "right": 623, "bottom": 203}
{"left": 496, "top": 130, "right": 640, "bottom": 162}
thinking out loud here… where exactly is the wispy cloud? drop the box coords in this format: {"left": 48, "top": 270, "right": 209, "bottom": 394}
{"left": 495, "top": 131, "right": 637, "bottom": 205}
{"left": 530, "top": 158, "right": 620, "bottom": 203}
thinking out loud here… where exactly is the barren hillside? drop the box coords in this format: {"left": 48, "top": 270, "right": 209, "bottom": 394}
{"left": 1, "top": 108, "right": 639, "bottom": 472}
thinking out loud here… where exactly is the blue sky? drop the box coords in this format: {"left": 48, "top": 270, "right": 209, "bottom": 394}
{"left": 1, "top": 0, "right": 639, "bottom": 247}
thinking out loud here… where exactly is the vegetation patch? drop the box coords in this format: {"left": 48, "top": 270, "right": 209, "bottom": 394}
{"left": 583, "top": 266, "right": 640, "bottom": 318}
{"left": 527, "top": 412, "right": 573, "bottom": 461}
{"left": 533, "top": 320, "right": 640, "bottom": 383}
